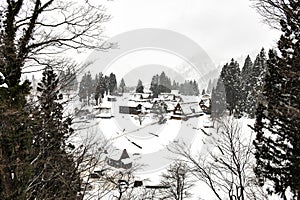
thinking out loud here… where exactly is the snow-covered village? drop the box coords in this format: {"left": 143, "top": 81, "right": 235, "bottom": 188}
{"left": 0, "top": 0, "right": 299, "bottom": 200}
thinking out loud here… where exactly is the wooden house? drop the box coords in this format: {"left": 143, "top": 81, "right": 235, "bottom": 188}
{"left": 170, "top": 102, "right": 203, "bottom": 120}
{"left": 93, "top": 103, "right": 112, "bottom": 118}
{"left": 128, "top": 92, "right": 152, "bottom": 110}
{"left": 119, "top": 104, "right": 143, "bottom": 115}
{"left": 106, "top": 149, "right": 132, "bottom": 169}
{"left": 130, "top": 92, "right": 152, "bottom": 101}
{"left": 158, "top": 93, "right": 183, "bottom": 102}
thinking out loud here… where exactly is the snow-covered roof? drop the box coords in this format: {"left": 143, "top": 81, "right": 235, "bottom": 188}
{"left": 174, "top": 102, "right": 202, "bottom": 115}
{"left": 159, "top": 93, "right": 175, "bottom": 101}
{"left": 130, "top": 92, "right": 152, "bottom": 101}
{"left": 108, "top": 149, "right": 130, "bottom": 161}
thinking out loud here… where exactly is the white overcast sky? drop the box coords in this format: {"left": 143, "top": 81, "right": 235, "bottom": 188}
{"left": 90, "top": 0, "right": 281, "bottom": 66}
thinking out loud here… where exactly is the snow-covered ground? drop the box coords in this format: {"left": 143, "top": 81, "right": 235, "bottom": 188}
{"left": 69, "top": 93, "right": 282, "bottom": 200}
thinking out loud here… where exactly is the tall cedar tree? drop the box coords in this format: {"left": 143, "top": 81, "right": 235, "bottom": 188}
{"left": 206, "top": 79, "right": 213, "bottom": 94}
{"left": 159, "top": 71, "right": 172, "bottom": 94}
{"left": 253, "top": 1, "right": 300, "bottom": 199}
{"left": 85, "top": 71, "right": 93, "bottom": 105}
{"left": 94, "top": 74, "right": 99, "bottom": 105}
{"left": 0, "top": 1, "right": 33, "bottom": 198}
{"left": 98, "top": 73, "right": 106, "bottom": 99}
{"left": 211, "top": 78, "right": 226, "bottom": 119}
{"left": 220, "top": 59, "right": 242, "bottom": 115}
{"left": 0, "top": 84, "right": 32, "bottom": 199}
{"left": 78, "top": 73, "right": 87, "bottom": 102}
{"left": 248, "top": 49, "right": 267, "bottom": 117}
{"left": 150, "top": 74, "right": 159, "bottom": 97}
{"left": 136, "top": 79, "right": 144, "bottom": 93}
{"left": 240, "top": 51, "right": 267, "bottom": 118}
{"left": 78, "top": 72, "right": 93, "bottom": 104}
{"left": 150, "top": 72, "right": 172, "bottom": 96}
{"left": 240, "top": 55, "right": 254, "bottom": 116}
{"left": 30, "top": 66, "right": 81, "bottom": 199}
{"left": 119, "top": 78, "right": 126, "bottom": 94}
{"left": 108, "top": 72, "right": 117, "bottom": 94}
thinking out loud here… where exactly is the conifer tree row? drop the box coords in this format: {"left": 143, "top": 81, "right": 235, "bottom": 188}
{"left": 150, "top": 71, "right": 199, "bottom": 97}
{"left": 211, "top": 50, "right": 267, "bottom": 118}
{"left": 253, "top": 1, "right": 300, "bottom": 199}
{"left": 79, "top": 72, "right": 117, "bottom": 105}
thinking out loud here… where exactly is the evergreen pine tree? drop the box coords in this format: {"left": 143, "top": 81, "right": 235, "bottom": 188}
{"left": 254, "top": 2, "right": 300, "bottom": 199}
{"left": 251, "top": 48, "right": 267, "bottom": 103}
{"left": 98, "top": 73, "right": 106, "bottom": 102}
{"left": 78, "top": 73, "right": 87, "bottom": 102}
{"left": 136, "top": 79, "right": 144, "bottom": 93}
{"left": 104, "top": 75, "right": 110, "bottom": 95}
{"left": 119, "top": 78, "right": 126, "bottom": 94}
{"left": 30, "top": 66, "right": 81, "bottom": 199}
{"left": 150, "top": 75, "right": 159, "bottom": 97}
{"left": 241, "top": 55, "right": 253, "bottom": 81}
{"left": 172, "top": 80, "right": 179, "bottom": 90}
{"left": 85, "top": 71, "right": 93, "bottom": 105}
{"left": 0, "top": 82, "right": 32, "bottom": 199}
{"left": 0, "top": 36, "right": 32, "bottom": 198}
{"left": 207, "top": 79, "right": 213, "bottom": 94}
{"left": 94, "top": 74, "right": 100, "bottom": 105}
{"left": 240, "top": 51, "right": 266, "bottom": 118}
{"left": 108, "top": 72, "right": 117, "bottom": 94}
{"left": 193, "top": 80, "right": 200, "bottom": 96}
{"left": 211, "top": 78, "right": 226, "bottom": 119}
{"left": 220, "top": 59, "right": 242, "bottom": 116}
{"left": 158, "top": 71, "right": 171, "bottom": 93}
{"left": 240, "top": 55, "right": 254, "bottom": 116}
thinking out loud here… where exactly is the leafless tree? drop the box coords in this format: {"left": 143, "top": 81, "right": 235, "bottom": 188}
{"left": 71, "top": 127, "right": 144, "bottom": 200}
{"left": 0, "top": 0, "right": 111, "bottom": 74}
{"left": 250, "top": 0, "right": 299, "bottom": 29}
{"left": 84, "top": 164, "right": 143, "bottom": 200}
{"left": 158, "top": 161, "right": 194, "bottom": 200}
{"left": 169, "top": 117, "right": 268, "bottom": 200}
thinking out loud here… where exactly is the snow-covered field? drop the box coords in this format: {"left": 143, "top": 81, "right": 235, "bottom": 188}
{"left": 68, "top": 93, "right": 281, "bottom": 200}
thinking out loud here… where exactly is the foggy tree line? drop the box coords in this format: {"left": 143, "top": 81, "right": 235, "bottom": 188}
{"left": 78, "top": 71, "right": 201, "bottom": 105}
{"left": 59, "top": 67, "right": 79, "bottom": 93}
{"left": 149, "top": 71, "right": 200, "bottom": 97}
{"left": 78, "top": 72, "right": 118, "bottom": 105}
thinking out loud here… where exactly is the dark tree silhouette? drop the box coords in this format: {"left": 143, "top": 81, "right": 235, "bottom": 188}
{"left": 253, "top": 1, "right": 300, "bottom": 199}
{"left": 136, "top": 79, "right": 144, "bottom": 93}
{"left": 0, "top": 0, "right": 110, "bottom": 198}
